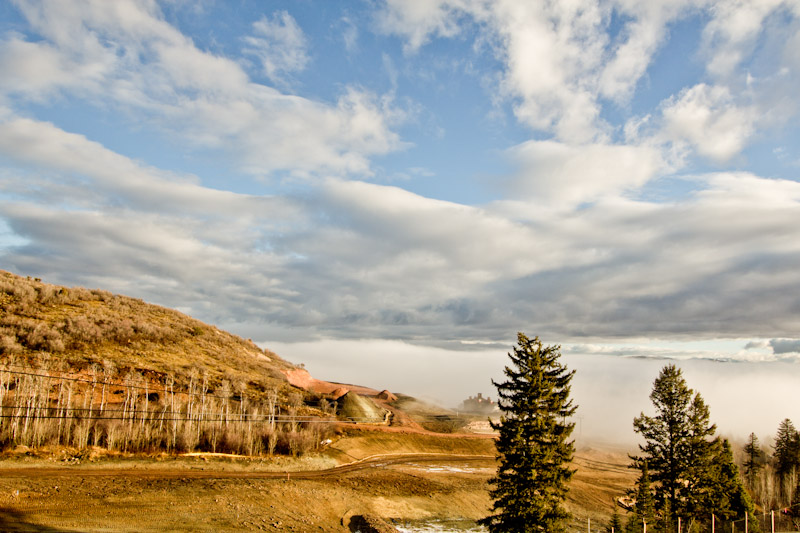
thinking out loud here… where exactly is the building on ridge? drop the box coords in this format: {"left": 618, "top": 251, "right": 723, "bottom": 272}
{"left": 460, "top": 392, "right": 499, "bottom": 414}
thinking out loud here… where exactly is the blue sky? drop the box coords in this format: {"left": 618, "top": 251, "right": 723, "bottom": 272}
{"left": 2, "top": 0, "right": 800, "bottom": 440}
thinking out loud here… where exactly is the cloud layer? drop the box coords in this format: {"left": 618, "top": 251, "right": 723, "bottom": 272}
{"left": 1, "top": 0, "right": 800, "bottom": 369}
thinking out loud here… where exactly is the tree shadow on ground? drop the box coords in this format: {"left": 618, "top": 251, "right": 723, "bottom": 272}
{"left": 0, "top": 507, "right": 74, "bottom": 532}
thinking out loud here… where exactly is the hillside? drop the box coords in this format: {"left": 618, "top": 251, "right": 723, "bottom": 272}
{"left": 0, "top": 270, "right": 295, "bottom": 396}
{"left": 0, "top": 270, "right": 482, "bottom": 459}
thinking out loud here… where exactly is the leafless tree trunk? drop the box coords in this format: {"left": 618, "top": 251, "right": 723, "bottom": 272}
{"left": 89, "top": 364, "right": 98, "bottom": 418}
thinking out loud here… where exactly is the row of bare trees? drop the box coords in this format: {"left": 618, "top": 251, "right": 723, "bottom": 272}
{"left": 739, "top": 424, "right": 800, "bottom": 520}
{"left": 0, "top": 358, "right": 333, "bottom": 457}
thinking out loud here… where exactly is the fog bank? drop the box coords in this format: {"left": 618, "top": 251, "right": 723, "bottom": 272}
{"left": 268, "top": 339, "right": 800, "bottom": 447}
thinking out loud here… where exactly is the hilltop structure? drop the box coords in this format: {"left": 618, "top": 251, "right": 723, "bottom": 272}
{"left": 460, "top": 393, "right": 499, "bottom": 414}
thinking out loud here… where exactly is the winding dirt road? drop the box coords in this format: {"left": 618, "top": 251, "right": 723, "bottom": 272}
{"left": 0, "top": 452, "right": 494, "bottom": 481}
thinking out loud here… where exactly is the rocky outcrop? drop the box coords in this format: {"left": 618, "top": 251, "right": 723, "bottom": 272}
{"left": 346, "top": 514, "right": 399, "bottom": 532}
{"left": 376, "top": 390, "right": 397, "bottom": 402}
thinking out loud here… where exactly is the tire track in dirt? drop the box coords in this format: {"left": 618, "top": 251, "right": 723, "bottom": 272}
{"left": 0, "top": 453, "right": 495, "bottom": 481}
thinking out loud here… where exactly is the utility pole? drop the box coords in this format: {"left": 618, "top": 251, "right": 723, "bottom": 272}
{"left": 712, "top": 514, "right": 715, "bottom": 533}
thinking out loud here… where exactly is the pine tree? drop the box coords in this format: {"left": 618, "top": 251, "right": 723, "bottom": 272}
{"left": 774, "top": 419, "right": 800, "bottom": 497}
{"left": 626, "top": 461, "right": 657, "bottom": 533}
{"left": 682, "top": 393, "right": 717, "bottom": 520}
{"left": 479, "top": 333, "right": 577, "bottom": 533}
{"left": 743, "top": 433, "right": 765, "bottom": 489}
{"left": 706, "top": 439, "right": 759, "bottom": 532}
{"left": 632, "top": 365, "right": 728, "bottom": 529}
{"left": 606, "top": 503, "right": 624, "bottom": 533}
{"left": 633, "top": 365, "right": 694, "bottom": 518}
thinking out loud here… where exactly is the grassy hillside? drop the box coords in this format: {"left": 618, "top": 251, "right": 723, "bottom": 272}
{"left": 0, "top": 270, "right": 296, "bottom": 396}
{"left": 0, "top": 271, "right": 346, "bottom": 455}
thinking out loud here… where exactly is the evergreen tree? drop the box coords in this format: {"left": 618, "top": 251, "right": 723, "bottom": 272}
{"left": 606, "top": 504, "right": 624, "bottom": 533}
{"left": 626, "top": 461, "right": 657, "bottom": 533}
{"left": 479, "top": 333, "right": 577, "bottom": 533}
{"left": 743, "top": 433, "right": 765, "bottom": 489}
{"left": 681, "top": 393, "right": 717, "bottom": 520}
{"left": 633, "top": 365, "right": 738, "bottom": 529}
{"left": 633, "top": 365, "right": 695, "bottom": 517}
{"left": 706, "top": 439, "right": 759, "bottom": 532}
{"left": 774, "top": 419, "right": 800, "bottom": 495}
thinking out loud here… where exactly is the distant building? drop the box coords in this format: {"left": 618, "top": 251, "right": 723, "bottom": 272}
{"left": 460, "top": 392, "right": 499, "bottom": 414}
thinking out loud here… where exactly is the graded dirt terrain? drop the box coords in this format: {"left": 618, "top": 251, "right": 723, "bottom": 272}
{"left": 0, "top": 435, "right": 636, "bottom": 532}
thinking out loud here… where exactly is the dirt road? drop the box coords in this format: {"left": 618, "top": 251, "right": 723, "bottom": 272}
{"left": 0, "top": 453, "right": 493, "bottom": 481}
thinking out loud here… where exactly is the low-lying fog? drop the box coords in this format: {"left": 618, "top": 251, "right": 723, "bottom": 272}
{"left": 267, "top": 339, "right": 800, "bottom": 448}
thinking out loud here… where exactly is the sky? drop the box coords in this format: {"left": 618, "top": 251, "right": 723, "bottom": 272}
{"left": 1, "top": 0, "right": 799, "bottom": 444}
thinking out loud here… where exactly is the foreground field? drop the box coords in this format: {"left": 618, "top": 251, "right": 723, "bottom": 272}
{"left": 0, "top": 430, "right": 636, "bottom": 532}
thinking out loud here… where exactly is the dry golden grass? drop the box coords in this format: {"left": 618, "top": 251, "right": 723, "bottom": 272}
{"left": 0, "top": 270, "right": 294, "bottom": 396}
{"left": 327, "top": 428, "right": 496, "bottom": 461}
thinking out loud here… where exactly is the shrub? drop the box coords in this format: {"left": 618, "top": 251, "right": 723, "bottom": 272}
{"left": 0, "top": 335, "right": 22, "bottom": 355}
{"left": 26, "top": 324, "right": 65, "bottom": 352}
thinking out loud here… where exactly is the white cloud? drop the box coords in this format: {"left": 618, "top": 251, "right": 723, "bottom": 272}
{"left": 16, "top": 106, "right": 800, "bottom": 340}
{"left": 377, "top": 0, "right": 800, "bottom": 166}
{"left": 3, "top": 105, "right": 800, "bottom": 349}
{"left": 598, "top": 0, "right": 703, "bottom": 102}
{"left": 2, "top": 1, "right": 800, "bottom": 369}
{"left": 486, "top": 0, "right": 609, "bottom": 143}
{"left": 0, "top": 36, "right": 109, "bottom": 98}
{"left": 507, "top": 140, "right": 667, "bottom": 205}
{"left": 0, "top": 116, "right": 297, "bottom": 222}
{"left": 661, "top": 83, "right": 757, "bottom": 163}
{"left": 376, "top": 0, "right": 703, "bottom": 143}
{"left": 243, "top": 11, "right": 309, "bottom": 85}
{"left": 340, "top": 16, "right": 359, "bottom": 54}
{"left": 1, "top": 0, "right": 402, "bottom": 178}
{"left": 377, "top": 0, "right": 470, "bottom": 53}
{"left": 701, "top": 0, "right": 786, "bottom": 79}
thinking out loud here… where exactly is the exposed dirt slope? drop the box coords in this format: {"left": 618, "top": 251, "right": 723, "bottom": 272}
{"left": 284, "top": 368, "right": 383, "bottom": 397}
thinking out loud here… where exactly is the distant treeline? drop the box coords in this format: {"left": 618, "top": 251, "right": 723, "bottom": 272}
{"left": 740, "top": 419, "right": 800, "bottom": 517}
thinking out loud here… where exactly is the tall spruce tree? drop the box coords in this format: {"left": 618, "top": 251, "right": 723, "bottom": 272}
{"left": 707, "top": 439, "right": 759, "bottom": 531}
{"left": 606, "top": 504, "right": 624, "bottom": 533}
{"left": 633, "top": 365, "right": 695, "bottom": 518}
{"left": 743, "top": 433, "right": 765, "bottom": 489}
{"left": 774, "top": 418, "right": 800, "bottom": 497}
{"left": 479, "top": 333, "right": 577, "bottom": 533}
{"left": 681, "top": 393, "right": 717, "bottom": 521}
{"left": 626, "top": 461, "right": 657, "bottom": 533}
{"left": 633, "top": 364, "right": 736, "bottom": 529}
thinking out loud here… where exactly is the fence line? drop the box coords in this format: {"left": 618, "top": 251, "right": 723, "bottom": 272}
{"left": 0, "top": 365, "right": 251, "bottom": 402}
{"left": 572, "top": 503, "right": 800, "bottom": 533}
{"left": 0, "top": 412, "right": 382, "bottom": 424}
